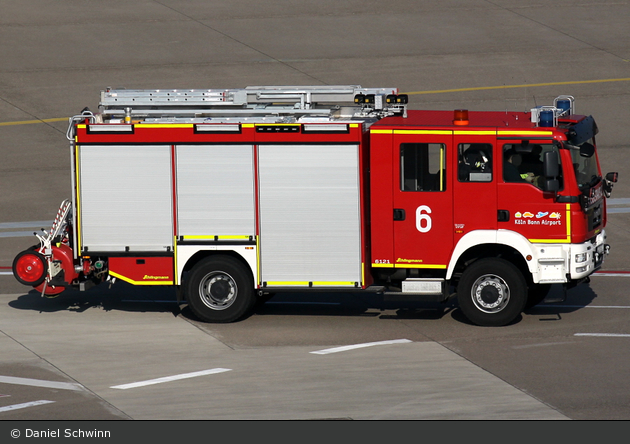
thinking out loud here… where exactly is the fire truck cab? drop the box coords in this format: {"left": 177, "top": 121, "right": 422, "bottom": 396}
{"left": 12, "top": 87, "right": 617, "bottom": 326}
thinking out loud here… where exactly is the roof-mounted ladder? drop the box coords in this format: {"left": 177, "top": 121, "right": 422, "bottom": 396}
{"left": 97, "top": 85, "right": 407, "bottom": 122}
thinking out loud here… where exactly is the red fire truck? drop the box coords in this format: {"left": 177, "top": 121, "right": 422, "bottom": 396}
{"left": 12, "top": 86, "right": 618, "bottom": 326}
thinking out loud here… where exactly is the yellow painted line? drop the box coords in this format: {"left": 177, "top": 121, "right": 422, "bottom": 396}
{"left": 3, "top": 78, "right": 629, "bottom": 128}
{"left": 0, "top": 117, "right": 67, "bottom": 127}
{"left": 403, "top": 78, "right": 630, "bottom": 95}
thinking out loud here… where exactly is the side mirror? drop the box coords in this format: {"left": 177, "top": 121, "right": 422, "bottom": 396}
{"left": 580, "top": 142, "right": 595, "bottom": 158}
{"left": 542, "top": 151, "right": 560, "bottom": 192}
{"left": 604, "top": 172, "right": 618, "bottom": 198}
{"left": 543, "top": 150, "right": 560, "bottom": 177}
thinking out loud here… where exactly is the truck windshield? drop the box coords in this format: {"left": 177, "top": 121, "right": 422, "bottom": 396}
{"left": 566, "top": 140, "right": 600, "bottom": 191}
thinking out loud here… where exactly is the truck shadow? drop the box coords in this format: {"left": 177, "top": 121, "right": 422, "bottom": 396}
{"left": 8, "top": 282, "right": 598, "bottom": 325}
{"left": 8, "top": 282, "right": 182, "bottom": 317}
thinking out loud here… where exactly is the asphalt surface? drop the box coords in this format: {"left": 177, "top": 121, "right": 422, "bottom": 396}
{"left": 1, "top": 0, "right": 630, "bottom": 425}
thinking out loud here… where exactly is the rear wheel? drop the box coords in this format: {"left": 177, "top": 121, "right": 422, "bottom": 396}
{"left": 457, "top": 258, "right": 527, "bottom": 326}
{"left": 185, "top": 255, "right": 255, "bottom": 323}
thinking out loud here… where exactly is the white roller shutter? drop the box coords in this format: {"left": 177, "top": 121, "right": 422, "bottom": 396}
{"left": 258, "top": 144, "right": 362, "bottom": 285}
{"left": 78, "top": 145, "right": 173, "bottom": 252}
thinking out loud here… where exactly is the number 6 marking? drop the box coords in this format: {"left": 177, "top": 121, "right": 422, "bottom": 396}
{"left": 416, "top": 205, "right": 432, "bottom": 233}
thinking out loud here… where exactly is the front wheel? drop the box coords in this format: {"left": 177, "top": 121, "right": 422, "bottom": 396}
{"left": 457, "top": 258, "right": 527, "bottom": 326}
{"left": 185, "top": 255, "right": 255, "bottom": 323}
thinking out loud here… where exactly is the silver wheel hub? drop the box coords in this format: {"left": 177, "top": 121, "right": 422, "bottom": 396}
{"left": 471, "top": 274, "right": 510, "bottom": 313}
{"left": 199, "top": 271, "right": 237, "bottom": 311}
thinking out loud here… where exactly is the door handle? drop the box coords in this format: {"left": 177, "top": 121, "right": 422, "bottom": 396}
{"left": 394, "top": 209, "right": 406, "bottom": 221}
{"left": 498, "top": 210, "right": 510, "bottom": 222}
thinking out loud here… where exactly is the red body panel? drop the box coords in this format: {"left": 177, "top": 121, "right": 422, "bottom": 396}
{"left": 108, "top": 256, "right": 174, "bottom": 285}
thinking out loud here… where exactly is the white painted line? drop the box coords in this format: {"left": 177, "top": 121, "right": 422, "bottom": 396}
{"left": 310, "top": 339, "right": 412, "bottom": 355}
{"left": 266, "top": 301, "right": 341, "bottom": 305}
{"left": 575, "top": 333, "right": 630, "bottom": 338}
{"left": 0, "top": 271, "right": 13, "bottom": 276}
{"left": 542, "top": 305, "right": 630, "bottom": 309}
{"left": 0, "top": 400, "right": 55, "bottom": 413}
{"left": 110, "top": 368, "right": 232, "bottom": 390}
{"left": 594, "top": 272, "right": 630, "bottom": 277}
{"left": 0, "top": 375, "right": 84, "bottom": 391}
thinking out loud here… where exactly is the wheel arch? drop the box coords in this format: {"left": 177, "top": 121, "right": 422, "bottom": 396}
{"left": 178, "top": 247, "right": 257, "bottom": 298}
{"left": 447, "top": 230, "right": 535, "bottom": 284}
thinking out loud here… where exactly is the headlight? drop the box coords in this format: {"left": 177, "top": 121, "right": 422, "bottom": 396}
{"left": 575, "top": 253, "right": 588, "bottom": 264}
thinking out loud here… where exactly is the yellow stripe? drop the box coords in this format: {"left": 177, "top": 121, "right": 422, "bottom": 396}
{"left": 265, "top": 281, "right": 356, "bottom": 287}
{"left": 398, "top": 264, "right": 448, "bottom": 269}
{"left": 371, "top": 129, "right": 392, "bottom": 134}
{"left": 403, "top": 77, "right": 630, "bottom": 95}
{"left": 135, "top": 124, "right": 193, "bottom": 128}
{"left": 566, "top": 203, "right": 572, "bottom": 242}
{"left": 181, "top": 235, "right": 252, "bottom": 240}
{"left": 173, "top": 237, "right": 178, "bottom": 286}
{"left": 498, "top": 130, "right": 554, "bottom": 136}
{"left": 109, "top": 271, "right": 173, "bottom": 286}
{"left": 529, "top": 238, "right": 571, "bottom": 244}
{"left": 75, "top": 145, "right": 82, "bottom": 254}
{"left": 530, "top": 205, "right": 572, "bottom": 244}
{"left": 256, "top": 235, "right": 261, "bottom": 286}
{"left": 372, "top": 263, "right": 447, "bottom": 269}
{"left": 242, "top": 124, "right": 255, "bottom": 128}
{"left": 454, "top": 130, "right": 496, "bottom": 135}
{"left": 394, "top": 130, "right": 452, "bottom": 135}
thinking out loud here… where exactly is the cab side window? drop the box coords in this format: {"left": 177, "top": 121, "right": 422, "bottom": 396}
{"left": 503, "top": 143, "right": 562, "bottom": 189}
{"left": 400, "top": 143, "right": 446, "bottom": 192}
{"left": 458, "top": 143, "right": 492, "bottom": 182}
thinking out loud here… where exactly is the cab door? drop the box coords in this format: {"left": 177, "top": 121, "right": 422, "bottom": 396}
{"left": 452, "top": 133, "right": 498, "bottom": 244}
{"left": 392, "top": 132, "right": 454, "bottom": 269}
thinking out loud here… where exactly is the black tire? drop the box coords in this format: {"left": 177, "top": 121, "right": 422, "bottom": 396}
{"left": 524, "top": 283, "right": 552, "bottom": 309}
{"left": 457, "top": 258, "right": 527, "bottom": 326}
{"left": 184, "top": 255, "right": 255, "bottom": 323}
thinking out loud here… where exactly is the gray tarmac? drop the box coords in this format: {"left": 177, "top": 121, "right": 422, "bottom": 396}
{"left": 1, "top": 0, "right": 630, "bottom": 422}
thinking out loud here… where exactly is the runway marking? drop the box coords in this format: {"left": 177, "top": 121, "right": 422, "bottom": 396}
{"left": 0, "top": 78, "right": 629, "bottom": 127}
{"left": 310, "top": 339, "right": 412, "bottom": 355}
{"left": 404, "top": 77, "right": 630, "bottom": 95}
{"left": 110, "top": 368, "right": 232, "bottom": 390}
{"left": 0, "top": 117, "right": 67, "bottom": 127}
{"left": 575, "top": 333, "right": 630, "bottom": 338}
{"left": 0, "top": 400, "right": 55, "bottom": 413}
{"left": 543, "top": 305, "right": 630, "bottom": 309}
{"left": 0, "top": 376, "right": 84, "bottom": 391}
{"left": 512, "top": 342, "right": 574, "bottom": 349}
